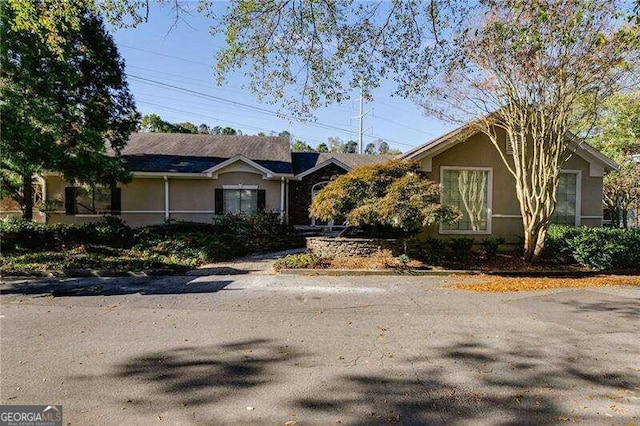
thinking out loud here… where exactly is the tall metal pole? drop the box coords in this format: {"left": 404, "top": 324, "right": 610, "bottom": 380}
{"left": 359, "top": 84, "right": 364, "bottom": 154}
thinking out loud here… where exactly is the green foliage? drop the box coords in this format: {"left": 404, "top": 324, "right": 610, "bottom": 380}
{"left": 422, "top": 237, "right": 449, "bottom": 264}
{"left": 0, "top": 216, "right": 133, "bottom": 251}
{"left": 1, "top": 214, "right": 305, "bottom": 274}
{"left": 140, "top": 113, "right": 239, "bottom": 135}
{"left": 481, "top": 238, "right": 505, "bottom": 259}
{"left": 273, "top": 253, "right": 321, "bottom": 271}
{"left": 544, "top": 225, "right": 640, "bottom": 271}
{"left": 1, "top": 1, "right": 138, "bottom": 219}
{"left": 310, "top": 160, "right": 460, "bottom": 238}
{"left": 543, "top": 225, "right": 583, "bottom": 261}
{"left": 291, "top": 140, "right": 313, "bottom": 152}
{"left": 449, "top": 237, "right": 475, "bottom": 261}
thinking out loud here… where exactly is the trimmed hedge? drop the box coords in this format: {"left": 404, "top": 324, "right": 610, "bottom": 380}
{"left": 544, "top": 225, "right": 640, "bottom": 271}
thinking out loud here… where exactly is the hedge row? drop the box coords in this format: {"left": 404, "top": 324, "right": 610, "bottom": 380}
{"left": 0, "top": 213, "right": 304, "bottom": 262}
{"left": 544, "top": 225, "right": 640, "bottom": 271}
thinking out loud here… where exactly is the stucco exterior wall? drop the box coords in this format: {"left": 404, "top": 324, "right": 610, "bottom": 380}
{"left": 44, "top": 170, "right": 284, "bottom": 227}
{"left": 417, "top": 131, "right": 605, "bottom": 242}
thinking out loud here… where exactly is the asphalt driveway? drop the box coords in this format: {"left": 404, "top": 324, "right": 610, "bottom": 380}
{"left": 1, "top": 270, "right": 638, "bottom": 424}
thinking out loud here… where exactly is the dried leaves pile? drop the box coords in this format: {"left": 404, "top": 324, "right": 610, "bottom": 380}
{"left": 451, "top": 275, "right": 640, "bottom": 293}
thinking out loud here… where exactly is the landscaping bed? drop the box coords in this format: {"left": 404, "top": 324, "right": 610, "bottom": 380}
{"left": 1, "top": 214, "right": 305, "bottom": 276}
{"left": 275, "top": 225, "right": 640, "bottom": 276}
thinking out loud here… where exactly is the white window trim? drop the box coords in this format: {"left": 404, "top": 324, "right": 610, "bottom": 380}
{"left": 556, "top": 169, "right": 582, "bottom": 227}
{"left": 439, "top": 166, "right": 493, "bottom": 235}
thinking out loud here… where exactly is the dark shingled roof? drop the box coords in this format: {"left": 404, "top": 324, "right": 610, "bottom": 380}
{"left": 114, "top": 133, "right": 293, "bottom": 174}
{"left": 291, "top": 152, "right": 395, "bottom": 176}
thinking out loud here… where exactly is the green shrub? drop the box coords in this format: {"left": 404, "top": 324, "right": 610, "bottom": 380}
{"left": 482, "top": 237, "right": 505, "bottom": 259}
{"left": 423, "top": 237, "right": 448, "bottom": 264}
{"left": 273, "top": 252, "right": 321, "bottom": 271}
{"left": 543, "top": 225, "right": 640, "bottom": 271}
{"left": 543, "top": 224, "right": 581, "bottom": 261}
{"left": 570, "top": 227, "right": 640, "bottom": 271}
{"left": 449, "top": 237, "right": 475, "bottom": 261}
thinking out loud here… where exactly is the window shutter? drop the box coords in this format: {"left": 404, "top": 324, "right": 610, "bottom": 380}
{"left": 214, "top": 189, "right": 224, "bottom": 214}
{"left": 110, "top": 187, "right": 122, "bottom": 215}
{"left": 506, "top": 139, "right": 514, "bottom": 155}
{"left": 64, "top": 187, "right": 77, "bottom": 215}
{"left": 257, "top": 189, "right": 266, "bottom": 211}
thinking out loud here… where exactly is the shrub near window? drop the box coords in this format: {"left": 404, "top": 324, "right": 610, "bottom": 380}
{"left": 544, "top": 225, "right": 640, "bottom": 271}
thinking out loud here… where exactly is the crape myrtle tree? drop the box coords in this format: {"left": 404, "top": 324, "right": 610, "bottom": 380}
{"left": 309, "top": 160, "right": 459, "bottom": 238}
{"left": 11, "top": 0, "right": 639, "bottom": 259}
{"left": 211, "top": 0, "right": 637, "bottom": 261}
{"left": 1, "top": 0, "right": 138, "bottom": 220}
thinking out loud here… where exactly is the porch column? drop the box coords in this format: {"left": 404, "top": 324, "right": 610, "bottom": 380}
{"left": 164, "top": 175, "right": 170, "bottom": 221}
{"left": 280, "top": 177, "right": 286, "bottom": 222}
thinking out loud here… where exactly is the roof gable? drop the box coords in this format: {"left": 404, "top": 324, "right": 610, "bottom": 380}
{"left": 403, "top": 123, "right": 618, "bottom": 174}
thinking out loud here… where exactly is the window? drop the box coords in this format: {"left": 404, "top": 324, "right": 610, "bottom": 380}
{"left": 553, "top": 171, "right": 580, "bottom": 225}
{"left": 223, "top": 189, "right": 258, "bottom": 215}
{"left": 441, "top": 168, "right": 492, "bottom": 233}
{"left": 75, "top": 186, "right": 112, "bottom": 214}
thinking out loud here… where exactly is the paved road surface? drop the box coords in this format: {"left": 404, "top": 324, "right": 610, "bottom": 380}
{"left": 1, "top": 264, "right": 638, "bottom": 424}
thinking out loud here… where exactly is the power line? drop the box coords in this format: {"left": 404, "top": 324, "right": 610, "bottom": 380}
{"left": 127, "top": 73, "right": 416, "bottom": 148}
{"left": 135, "top": 100, "right": 328, "bottom": 146}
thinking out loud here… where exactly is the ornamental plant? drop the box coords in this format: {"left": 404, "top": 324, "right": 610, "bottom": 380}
{"left": 309, "top": 160, "right": 460, "bottom": 238}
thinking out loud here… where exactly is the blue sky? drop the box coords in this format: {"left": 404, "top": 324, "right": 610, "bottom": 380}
{"left": 109, "top": 4, "right": 455, "bottom": 153}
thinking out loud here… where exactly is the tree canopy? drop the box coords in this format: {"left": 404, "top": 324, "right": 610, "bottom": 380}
{"left": 1, "top": 0, "right": 138, "bottom": 220}
{"left": 139, "top": 113, "right": 240, "bottom": 135}
{"left": 309, "top": 160, "right": 459, "bottom": 237}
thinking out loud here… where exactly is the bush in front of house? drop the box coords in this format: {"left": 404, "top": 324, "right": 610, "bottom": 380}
{"left": 309, "top": 160, "right": 460, "bottom": 238}
{"left": 481, "top": 237, "right": 505, "bottom": 259}
{"left": 273, "top": 252, "right": 322, "bottom": 271}
{"left": 449, "top": 237, "right": 475, "bottom": 261}
{"left": 0, "top": 216, "right": 133, "bottom": 251}
{"left": 544, "top": 225, "right": 640, "bottom": 271}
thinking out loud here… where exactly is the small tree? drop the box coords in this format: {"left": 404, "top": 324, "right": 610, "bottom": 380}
{"left": 310, "top": 160, "right": 459, "bottom": 237}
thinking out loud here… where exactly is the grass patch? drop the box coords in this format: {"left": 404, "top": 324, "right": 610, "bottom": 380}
{"left": 451, "top": 275, "right": 640, "bottom": 292}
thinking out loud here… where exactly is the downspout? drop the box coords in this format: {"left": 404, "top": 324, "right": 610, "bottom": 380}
{"left": 280, "top": 177, "right": 286, "bottom": 223}
{"left": 164, "top": 175, "right": 170, "bottom": 222}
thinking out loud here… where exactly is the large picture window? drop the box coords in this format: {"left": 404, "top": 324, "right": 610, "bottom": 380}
{"left": 553, "top": 171, "right": 580, "bottom": 226}
{"left": 441, "top": 167, "right": 492, "bottom": 233}
{"left": 223, "top": 188, "right": 258, "bottom": 215}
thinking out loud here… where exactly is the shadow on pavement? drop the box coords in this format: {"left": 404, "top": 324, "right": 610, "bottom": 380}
{"left": 293, "top": 340, "right": 639, "bottom": 424}
{"left": 75, "top": 338, "right": 301, "bottom": 410}
{"left": 0, "top": 276, "right": 234, "bottom": 297}
{"left": 560, "top": 298, "right": 640, "bottom": 319}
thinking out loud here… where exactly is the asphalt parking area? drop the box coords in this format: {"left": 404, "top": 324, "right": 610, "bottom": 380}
{"left": 1, "top": 273, "right": 638, "bottom": 424}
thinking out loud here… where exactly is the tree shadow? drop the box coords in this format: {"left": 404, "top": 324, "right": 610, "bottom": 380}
{"left": 74, "top": 338, "right": 301, "bottom": 410}
{"left": 0, "top": 276, "right": 234, "bottom": 297}
{"left": 294, "top": 339, "right": 640, "bottom": 424}
{"left": 560, "top": 298, "right": 640, "bottom": 319}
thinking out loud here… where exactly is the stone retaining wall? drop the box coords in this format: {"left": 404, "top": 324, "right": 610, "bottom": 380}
{"left": 306, "top": 236, "right": 404, "bottom": 257}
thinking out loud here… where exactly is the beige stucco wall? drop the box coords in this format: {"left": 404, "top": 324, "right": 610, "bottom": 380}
{"left": 416, "top": 131, "right": 605, "bottom": 242}
{"left": 44, "top": 167, "right": 285, "bottom": 227}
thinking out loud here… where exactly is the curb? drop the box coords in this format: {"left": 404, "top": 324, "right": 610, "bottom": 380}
{"left": 277, "top": 268, "right": 482, "bottom": 276}
{"left": 1, "top": 268, "right": 180, "bottom": 279}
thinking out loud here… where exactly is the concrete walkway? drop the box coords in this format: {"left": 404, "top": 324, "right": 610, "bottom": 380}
{"left": 187, "top": 248, "right": 305, "bottom": 276}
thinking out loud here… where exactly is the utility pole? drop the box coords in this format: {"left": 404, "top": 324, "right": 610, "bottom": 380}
{"left": 353, "top": 82, "right": 371, "bottom": 154}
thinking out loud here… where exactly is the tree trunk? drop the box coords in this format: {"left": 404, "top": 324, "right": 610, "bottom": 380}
{"left": 22, "top": 172, "right": 34, "bottom": 221}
